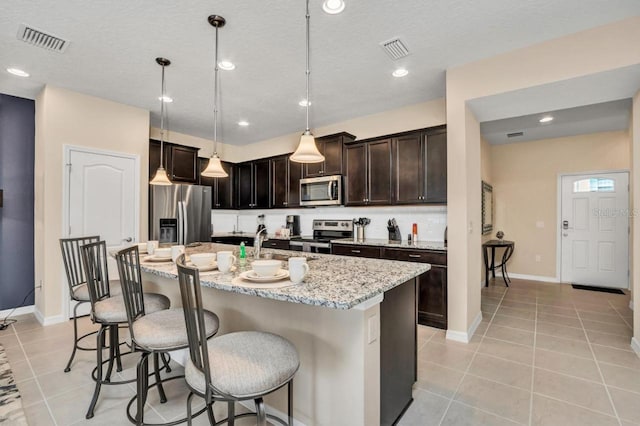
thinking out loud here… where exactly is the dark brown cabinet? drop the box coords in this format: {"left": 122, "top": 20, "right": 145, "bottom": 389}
{"left": 303, "top": 132, "right": 356, "bottom": 178}
{"left": 149, "top": 140, "right": 199, "bottom": 184}
{"left": 237, "top": 159, "right": 270, "bottom": 209}
{"left": 271, "top": 155, "right": 303, "bottom": 208}
{"left": 331, "top": 243, "right": 447, "bottom": 329}
{"left": 393, "top": 127, "right": 447, "bottom": 204}
{"left": 262, "top": 239, "right": 290, "bottom": 250}
{"left": 198, "top": 158, "right": 235, "bottom": 209}
{"left": 344, "top": 138, "right": 393, "bottom": 206}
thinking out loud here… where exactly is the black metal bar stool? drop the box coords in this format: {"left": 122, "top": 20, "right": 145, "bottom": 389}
{"left": 176, "top": 254, "right": 299, "bottom": 426}
{"left": 81, "top": 240, "right": 171, "bottom": 419}
{"left": 115, "top": 245, "right": 220, "bottom": 426}
{"left": 60, "top": 235, "right": 122, "bottom": 372}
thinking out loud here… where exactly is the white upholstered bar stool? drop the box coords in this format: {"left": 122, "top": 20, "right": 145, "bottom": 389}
{"left": 115, "top": 245, "right": 220, "bottom": 426}
{"left": 81, "top": 240, "right": 171, "bottom": 419}
{"left": 176, "top": 254, "right": 300, "bottom": 426}
{"left": 60, "top": 235, "right": 122, "bottom": 372}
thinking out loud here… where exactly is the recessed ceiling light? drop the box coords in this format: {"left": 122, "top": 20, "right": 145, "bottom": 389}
{"left": 158, "top": 95, "right": 173, "bottom": 103}
{"left": 218, "top": 61, "right": 235, "bottom": 71}
{"left": 539, "top": 116, "right": 554, "bottom": 123}
{"left": 299, "top": 99, "right": 311, "bottom": 107}
{"left": 323, "top": 0, "right": 345, "bottom": 14}
{"left": 7, "top": 68, "right": 29, "bottom": 77}
{"left": 392, "top": 68, "right": 409, "bottom": 78}
{"left": 238, "top": 120, "right": 249, "bottom": 126}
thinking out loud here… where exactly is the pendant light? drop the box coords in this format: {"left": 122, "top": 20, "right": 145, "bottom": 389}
{"left": 290, "top": 0, "right": 325, "bottom": 164}
{"left": 150, "top": 57, "right": 173, "bottom": 186}
{"left": 202, "top": 15, "right": 229, "bottom": 178}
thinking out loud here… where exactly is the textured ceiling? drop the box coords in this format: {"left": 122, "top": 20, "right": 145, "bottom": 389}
{"left": 1, "top": 1, "right": 640, "bottom": 145}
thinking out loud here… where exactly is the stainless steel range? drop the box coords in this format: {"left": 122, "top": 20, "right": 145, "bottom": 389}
{"left": 289, "top": 219, "right": 353, "bottom": 253}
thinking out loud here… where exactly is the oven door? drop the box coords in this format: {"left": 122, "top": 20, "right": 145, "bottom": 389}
{"left": 300, "top": 176, "right": 342, "bottom": 206}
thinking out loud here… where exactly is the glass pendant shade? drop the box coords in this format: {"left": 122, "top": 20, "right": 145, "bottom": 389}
{"left": 202, "top": 154, "right": 228, "bottom": 178}
{"left": 290, "top": 131, "right": 324, "bottom": 163}
{"left": 150, "top": 167, "right": 172, "bottom": 185}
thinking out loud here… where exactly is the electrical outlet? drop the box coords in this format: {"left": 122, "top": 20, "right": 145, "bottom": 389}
{"left": 535, "top": 255, "right": 541, "bottom": 262}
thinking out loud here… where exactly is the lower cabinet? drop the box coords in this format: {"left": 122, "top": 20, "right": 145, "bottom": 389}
{"left": 262, "top": 239, "right": 290, "bottom": 250}
{"left": 211, "top": 236, "right": 255, "bottom": 246}
{"left": 331, "top": 243, "right": 447, "bottom": 329}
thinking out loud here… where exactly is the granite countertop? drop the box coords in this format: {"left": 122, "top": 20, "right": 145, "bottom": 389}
{"left": 211, "top": 232, "right": 292, "bottom": 240}
{"left": 140, "top": 243, "right": 430, "bottom": 310}
{"left": 331, "top": 238, "right": 447, "bottom": 251}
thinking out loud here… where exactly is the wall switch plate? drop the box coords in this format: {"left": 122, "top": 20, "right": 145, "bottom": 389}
{"left": 368, "top": 314, "right": 378, "bottom": 344}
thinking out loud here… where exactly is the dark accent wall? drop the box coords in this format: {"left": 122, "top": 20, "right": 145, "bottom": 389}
{"left": 0, "top": 94, "right": 35, "bottom": 310}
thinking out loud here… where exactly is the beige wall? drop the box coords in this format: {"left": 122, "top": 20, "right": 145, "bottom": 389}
{"left": 34, "top": 86, "right": 149, "bottom": 321}
{"left": 490, "top": 131, "right": 630, "bottom": 279}
{"left": 446, "top": 16, "right": 640, "bottom": 340}
{"left": 152, "top": 98, "right": 446, "bottom": 163}
{"left": 480, "top": 137, "right": 493, "bottom": 284}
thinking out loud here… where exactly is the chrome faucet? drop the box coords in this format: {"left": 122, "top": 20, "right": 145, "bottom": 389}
{"left": 254, "top": 228, "right": 268, "bottom": 259}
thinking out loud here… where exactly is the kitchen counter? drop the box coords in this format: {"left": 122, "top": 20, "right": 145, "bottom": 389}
{"left": 331, "top": 237, "right": 447, "bottom": 251}
{"left": 140, "top": 242, "right": 429, "bottom": 309}
{"left": 211, "top": 232, "right": 292, "bottom": 240}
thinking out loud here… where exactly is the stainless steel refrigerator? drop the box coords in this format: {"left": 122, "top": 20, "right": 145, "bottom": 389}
{"left": 149, "top": 185, "right": 212, "bottom": 245}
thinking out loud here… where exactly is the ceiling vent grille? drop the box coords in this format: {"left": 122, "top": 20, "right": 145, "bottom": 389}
{"left": 17, "top": 24, "right": 69, "bottom": 53}
{"left": 507, "top": 131, "right": 524, "bottom": 138}
{"left": 379, "top": 37, "right": 410, "bottom": 60}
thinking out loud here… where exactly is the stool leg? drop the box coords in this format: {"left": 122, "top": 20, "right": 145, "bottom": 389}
{"left": 228, "top": 401, "right": 235, "bottom": 426}
{"left": 64, "top": 301, "right": 81, "bottom": 373}
{"left": 115, "top": 327, "right": 123, "bottom": 372}
{"left": 161, "top": 352, "right": 172, "bottom": 373}
{"left": 104, "top": 325, "right": 117, "bottom": 382}
{"left": 153, "top": 352, "right": 168, "bottom": 403}
{"left": 186, "top": 392, "right": 194, "bottom": 426}
{"left": 86, "top": 325, "right": 106, "bottom": 419}
{"left": 288, "top": 380, "right": 293, "bottom": 426}
{"left": 136, "top": 352, "right": 150, "bottom": 426}
{"left": 255, "top": 398, "right": 267, "bottom": 426}
{"left": 206, "top": 401, "right": 216, "bottom": 424}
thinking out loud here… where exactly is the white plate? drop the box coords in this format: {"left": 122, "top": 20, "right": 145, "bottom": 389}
{"left": 239, "top": 269, "right": 290, "bottom": 283}
{"left": 187, "top": 261, "right": 218, "bottom": 272}
{"left": 143, "top": 255, "right": 173, "bottom": 263}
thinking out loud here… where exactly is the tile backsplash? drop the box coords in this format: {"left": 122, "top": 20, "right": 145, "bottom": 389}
{"left": 211, "top": 205, "right": 447, "bottom": 242}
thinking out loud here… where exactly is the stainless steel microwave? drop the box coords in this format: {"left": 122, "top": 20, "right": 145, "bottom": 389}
{"left": 300, "top": 175, "right": 342, "bottom": 206}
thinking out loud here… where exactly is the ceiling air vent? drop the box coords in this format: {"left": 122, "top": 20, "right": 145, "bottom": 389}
{"left": 379, "top": 37, "right": 410, "bottom": 60}
{"left": 17, "top": 24, "right": 69, "bottom": 53}
{"left": 507, "top": 131, "right": 524, "bottom": 138}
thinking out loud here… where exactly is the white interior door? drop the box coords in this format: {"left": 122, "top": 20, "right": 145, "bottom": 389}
{"left": 560, "top": 172, "right": 629, "bottom": 288}
{"left": 66, "top": 147, "right": 138, "bottom": 316}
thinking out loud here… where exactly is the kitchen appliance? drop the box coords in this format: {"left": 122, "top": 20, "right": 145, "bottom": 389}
{"left": 286, "top": 215, "right": 301, "bottom": 236}
{"left": 290, "top": 219, "right": 353, "bottom": 253}
{"left": 150, "top": 184, "right": 212, "bottom": 245}
{"left": 300, "top": 175, "right": 342, "bottom": 206}
{"left": 257, "top": 214, "right": 266, "bottom": 233}
{"left": 387, "top": 218, "right": 401, "bottom": 242}
{"left": 353, "top": 217, "right": 371, "bottom": 242}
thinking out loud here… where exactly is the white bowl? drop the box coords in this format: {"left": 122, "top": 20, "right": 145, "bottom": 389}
{"left": 251, "top": 259, "right": 282, "bottom": 277}
{"left": 154, "top": 248, "right": 171, "bottom": 258}
{"left": 190, "top": 252, "right": 217, "bottom": 267}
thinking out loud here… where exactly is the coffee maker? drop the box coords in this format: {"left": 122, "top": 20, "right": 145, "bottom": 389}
{"left": 286, "top": 215, "right": 301, "bottom": 236}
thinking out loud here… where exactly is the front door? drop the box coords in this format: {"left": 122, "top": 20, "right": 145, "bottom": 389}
{"left": 560, "top": 172, "right": 629, "bottom": 288}
{"left": 66, "top": 147, "right": 138, "bottom": 316}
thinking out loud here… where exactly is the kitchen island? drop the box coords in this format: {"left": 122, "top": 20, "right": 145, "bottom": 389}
{"left": 140, "top": 243, "right": 430, "bottom": 426}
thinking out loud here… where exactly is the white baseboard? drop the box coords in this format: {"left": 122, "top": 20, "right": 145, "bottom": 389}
{"left": 446, "top": 311, "right": 483, "bottom": 343}
{"left": 631, "top": 337, "right": 640, "bottom": 357}
{"left": 493, "top": 272, "right": 560, "bottom": 283}
{"left": 0, "top": 305, "right": 35, "bottom": 319}
{"left": 33, "top": 308, "right": 66, "bottom": 326}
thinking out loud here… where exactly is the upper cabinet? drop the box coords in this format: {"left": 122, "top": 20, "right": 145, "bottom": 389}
{"left": 303, "top": 132, "right": 356, "bottom": 178}
{"left": 149, "top": 140, "right": 199, "bottom": 184}
{"left": 344, "top": 138, "right": 393, "bottom": 206}
{"left": 237, "top": 159, "right": 270, "bottom": 209}
{"left": 198, "top": 157, "right": 235, "bottom": 209}
{"left": 271, "top": 154, "right": 303, "bottom": 208}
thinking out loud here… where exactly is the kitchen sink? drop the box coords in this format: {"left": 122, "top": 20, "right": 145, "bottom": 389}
{"left": 259, "top": 253, "right": 319, "bottom": 262}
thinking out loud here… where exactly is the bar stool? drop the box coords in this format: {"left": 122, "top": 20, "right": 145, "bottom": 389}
{"left": 60, "top": 235, "right": 122, "bottom": 372}
{"left": 81, "top": 240, "right": 171, "bottom": 419}
{"left": 176, "top": 254, "right": 300, "bottom": 426}
{"left": 114, "top": 245, "right": 220, "bottom": 426}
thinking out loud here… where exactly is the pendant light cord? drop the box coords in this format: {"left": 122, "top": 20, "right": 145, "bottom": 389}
{"left": 305, "top": 0, "right": 311, "bottom": 133}
{"left": 159, "top": 64, "right": 166, "bottom": 167}
{"left": 213, "top": 25, "right": 219, "bottom": 156}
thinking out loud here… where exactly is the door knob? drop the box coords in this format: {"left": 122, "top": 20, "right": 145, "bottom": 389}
{"left": 123, "top": 237, "right": 133, "bottom": 242}
{"left": 563, "top": 233, "right": 568, "bottom": 237}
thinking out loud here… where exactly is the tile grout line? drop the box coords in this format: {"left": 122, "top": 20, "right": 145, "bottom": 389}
{"left": 436, "top": 284, "right": 509, "bottom": 426}
{"left": 528, "top": 293, "right": 538, "bottom": 426}
{"left": 531, "top": 391, "right": 620, "bottom": 421}
{"left": 607, "top": 299, "right": 633, "bottom": 331}
{"left": 573, "top": 301, "right": 623, "bottom": 426}
{"left": 11, "top": 323, "right": 60, "bottom": 426}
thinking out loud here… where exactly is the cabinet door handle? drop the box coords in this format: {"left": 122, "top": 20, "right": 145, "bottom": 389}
{"left": 352, "top": 249, "right": 361, "bottom": 253}
{"left": 409, "top": 254, "right": 421, "bottom": 258}
{"left": 271, "top": 243, "right": 277, "bottom": 246}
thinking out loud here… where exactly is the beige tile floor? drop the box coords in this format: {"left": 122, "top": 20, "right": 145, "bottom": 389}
{"left": 400, "top": 278, "right": 638, "bottom": 426}
{"left": 1, "top": 278, "right": 638, "bottom": 425}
